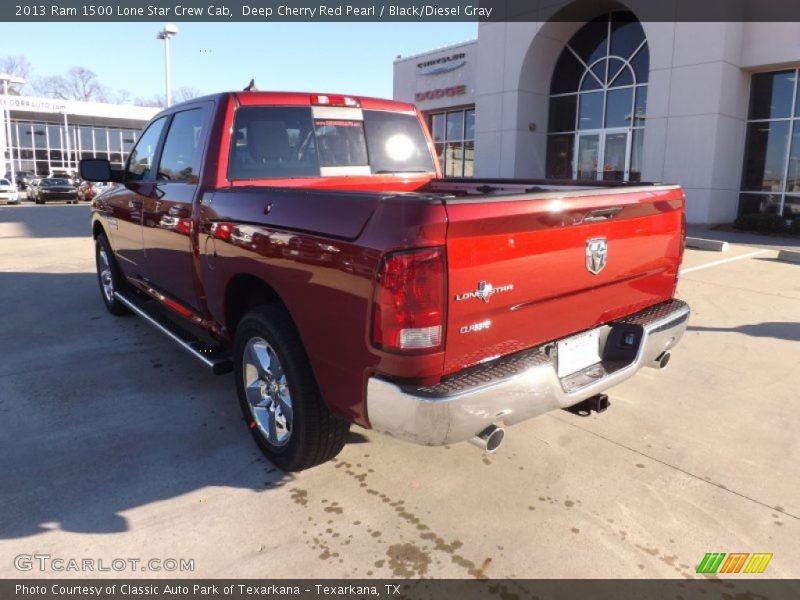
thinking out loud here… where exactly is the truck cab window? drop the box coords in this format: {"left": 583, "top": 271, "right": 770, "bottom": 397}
{"left": 126, "top": 117, "right": 166, "bottom": 181}
{"left": 314, "top": 119, "right": 369, "bottom": 167}
{"left": 228, "top": 107, "right": 320, "bottom": 180}
{"left": 158, "top": 109, "right": 205, "bottom": 183}
{"left": 227, "top": 106, "right": 435, "bottom": 180}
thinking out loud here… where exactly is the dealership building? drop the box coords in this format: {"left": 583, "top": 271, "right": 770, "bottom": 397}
{"left": 0, "top": 94, "right": 158, "bottom": 183}
{"left": 394, "top": 6, "right": 800, "bottom": 224}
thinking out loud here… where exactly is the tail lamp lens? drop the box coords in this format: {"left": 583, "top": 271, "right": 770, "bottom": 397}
{"left": 372, "top": 248, "right": 446, "bottom": 353}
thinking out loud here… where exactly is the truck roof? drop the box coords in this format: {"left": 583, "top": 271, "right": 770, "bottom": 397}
{"left": 165, "top": 91, "right": 418, "bottom": 113}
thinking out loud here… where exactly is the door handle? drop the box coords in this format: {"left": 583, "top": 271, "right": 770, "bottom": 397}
{"left": 583, "top": 207, "right": 622, "bottom": 223}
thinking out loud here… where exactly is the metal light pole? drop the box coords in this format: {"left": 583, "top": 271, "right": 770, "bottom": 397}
{"left": 157, "top": 24, "right": 179, "bottom": 107}
{"left": 0, "top": 74, "right": 25, "bottom": 187}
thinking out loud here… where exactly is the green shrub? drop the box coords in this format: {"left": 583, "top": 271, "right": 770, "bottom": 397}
{"left": 734, "top": 213, "right": 787, "bottom": 233}
{"left": 734, "top": 214, "right": 759, "bottom": 231}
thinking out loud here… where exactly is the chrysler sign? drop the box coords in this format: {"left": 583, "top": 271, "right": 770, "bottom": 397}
{"left": 417, "top": 53, "right": 466, "bottom": 76}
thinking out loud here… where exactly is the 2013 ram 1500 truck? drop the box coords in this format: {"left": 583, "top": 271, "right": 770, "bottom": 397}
{"left": 81, "top": 90, "right": 689, "bottom": 471}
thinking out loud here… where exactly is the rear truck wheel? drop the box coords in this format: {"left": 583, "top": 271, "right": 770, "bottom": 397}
{"left": 234, "top": 305, "right": 349, "bottom": 471}
{"left": 94, "top": 233, "right": 130, "bottom": 316}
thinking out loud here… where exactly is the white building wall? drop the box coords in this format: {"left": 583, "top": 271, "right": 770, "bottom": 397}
{"left": 393, "top": 40, "right": 478, "bottom": 111}
{"left": 393, "top": 2, "right": 800, "bottom": 224}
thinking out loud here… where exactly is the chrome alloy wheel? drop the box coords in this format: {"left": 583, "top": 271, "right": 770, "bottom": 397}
{"left": 242, "top": 337, "right": 293, "bottom": 446}
{"left": 98, "top": 248, "right": 114, "bottom": 303}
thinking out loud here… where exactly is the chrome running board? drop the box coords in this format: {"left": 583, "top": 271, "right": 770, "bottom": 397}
{"left": 114, "top": 291, "right": 232, "bottom": 375}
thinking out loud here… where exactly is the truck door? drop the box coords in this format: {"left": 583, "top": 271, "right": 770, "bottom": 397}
{"left": 105, "top": 116, "right": 167, "bottom": 277}
{"left": 141, "top": 105, "right": 210, "bottom": 311}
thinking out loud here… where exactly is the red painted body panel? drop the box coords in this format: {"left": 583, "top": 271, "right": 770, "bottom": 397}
{"left": 198, "top": 189, "right": 448, "bottom": 426}
{"left": 91, "top": 91, "right": 686, "bottom": 430}
{"left": 441, "top": 189, "right": 685, "bottom": 373}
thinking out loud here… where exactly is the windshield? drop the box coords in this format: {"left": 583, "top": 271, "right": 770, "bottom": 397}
{"left": 228, "top": 106, "right": 435, "bottom": 180}
{"left": 0, "top": 179, "right": 10, "bottom": 186}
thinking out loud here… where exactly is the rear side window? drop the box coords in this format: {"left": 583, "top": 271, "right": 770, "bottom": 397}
{"left": 158, "top": 109, "right": 205, "bottom": 183}
{"left": 127, "top": 117, "right": 167, "bottom": 181}
{"left": 228, "top": 106, "right": 436, "bottom": 180}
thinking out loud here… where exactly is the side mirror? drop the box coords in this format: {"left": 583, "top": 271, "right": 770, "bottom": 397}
{"left": 80, "top": 159, "right": 124, "bottom": 183}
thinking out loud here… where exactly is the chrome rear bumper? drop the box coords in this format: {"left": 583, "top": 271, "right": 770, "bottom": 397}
{"left": 366, "top": 299, "right": 690, "bottom": 446}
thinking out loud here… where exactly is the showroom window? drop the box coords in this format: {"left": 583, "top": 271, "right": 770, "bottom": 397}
{"left": 8, "top": 120, "right": 139, "bottom": 176}
{"left": 739, "top": 69, "right": 800, "bottom": 219}
{"left": 429, "top": 107, "right": 475, "bottom": 177}
{"left": 546, "top": 11, "right": 648, "bottom": 181}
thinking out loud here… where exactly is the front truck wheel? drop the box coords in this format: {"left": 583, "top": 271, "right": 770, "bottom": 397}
{"left": 234, "top": 305, "right": 349, "bottom": 471}
{"left": 94, "top": 233, "right": 130, "bottom": 316}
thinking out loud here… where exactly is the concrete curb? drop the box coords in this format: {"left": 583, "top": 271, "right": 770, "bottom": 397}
{"left": 685, "top": 237, "right": 729, "bottom": 252}
{"left": 777, "top": 249, "right": 800, "bottom": 264}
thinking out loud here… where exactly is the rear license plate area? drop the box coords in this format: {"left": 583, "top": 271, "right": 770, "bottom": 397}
{"left": 556, "top": 329, "right": 601, "bottom": 378}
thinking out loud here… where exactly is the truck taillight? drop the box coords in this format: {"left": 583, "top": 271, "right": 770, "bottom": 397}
{"left": 311, "top": 94, "right": 360, "bottom": 107}
{"left": 372, "top": 248, "right": 446, "bottom": 353}
{"left": 673, "top": 199, "right": 687, "bottom": 296}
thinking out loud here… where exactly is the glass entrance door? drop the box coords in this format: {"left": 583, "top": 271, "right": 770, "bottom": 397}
{"left": 574, "top": 129, "right": 631, "bottom": 181}
{"left": 575, "top": 134, "right": 600, "bottom": 180}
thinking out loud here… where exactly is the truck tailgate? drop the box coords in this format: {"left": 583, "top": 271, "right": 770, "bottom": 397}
{"left": 442, "top": 186, "right": 685, "bottom": 374}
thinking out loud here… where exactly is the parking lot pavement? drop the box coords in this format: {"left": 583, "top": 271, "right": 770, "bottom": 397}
{"left": 0, "top": 204, "right": 798, "bottom": 579}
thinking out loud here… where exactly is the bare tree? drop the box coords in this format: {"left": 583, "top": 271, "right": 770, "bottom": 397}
{"left": 114, "top": 89, "right": 132, "bottom": 104}
{"left": 2, "top": 56, "right": 202, "bottom": 106}
{"left": 0, "top": 56, "right": 32, "bottom": 93}
{"left": 32, "top": 67, "right": 110, "bottom": 102}
{"left": 31, "top": 75, "right": 68, "bottom": 99}
{"left": 64, "top": 67, "right": 110, "bottom": 102}
{"left": 133, "top": 94, "right": 166, "bottom": 108}
{"left": 175, "top": 86, "right": 201, "bottom": 102}
{"left": 133, "top": 87, "right": 202, "bottom": 108}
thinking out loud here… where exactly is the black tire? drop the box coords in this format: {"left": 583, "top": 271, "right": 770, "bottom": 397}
{"left": 234, "top": 305, "right": 349, "bottom": 471}
{"left": 94, "top": 233, "right": 130, "bottom": 316}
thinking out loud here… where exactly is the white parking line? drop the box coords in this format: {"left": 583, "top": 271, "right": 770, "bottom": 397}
{"left": 680, "top": 249, "right": 770, "bottom": 274}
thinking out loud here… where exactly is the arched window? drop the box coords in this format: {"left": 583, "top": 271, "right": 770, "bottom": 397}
{"left": 546, "top": 11, "right": 649, "bottom": 181}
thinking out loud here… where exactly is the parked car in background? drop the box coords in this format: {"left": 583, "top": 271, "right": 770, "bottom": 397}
{"left": 33, "top": 178, "right": 80, "bottom": 204}
{"left": 49, "top": 169, "right": 79, "bottom": 184}
{"left": 0, "top": 178, "right": 21, "bottom": 204}
{"left": 3, "top": 171, "right": 35, "bottom": 190}
{"left": 77, "top": 181, "right": 94, "bottom": 202}
{"left": 17, "top": 171, "right": 36, "bottom": 190}
{"left": 91, "top": 182, "right": 114, "bottom": 198}
{"left": 26, "top": 178, "right": 42, "bottom": 202}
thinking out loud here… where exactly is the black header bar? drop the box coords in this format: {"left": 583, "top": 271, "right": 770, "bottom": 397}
{"left": 4, "top": 579, "right": 800, "bottom": 600}
{"left": 6, "top": 0, "right": 800, "bottom": 22}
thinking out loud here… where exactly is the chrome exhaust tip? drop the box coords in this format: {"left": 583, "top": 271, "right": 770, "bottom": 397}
{"left": 469, "top": 424, "right": 505, "bottom": 454}
{"left": 652, "top": 351, "right": 671, "bottom": 370}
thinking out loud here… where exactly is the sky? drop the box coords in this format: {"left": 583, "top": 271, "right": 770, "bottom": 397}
{"left": 3, "top": 22, "right": 478, "bottom": 101}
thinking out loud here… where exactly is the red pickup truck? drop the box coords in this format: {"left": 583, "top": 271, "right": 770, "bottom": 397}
{"left": 80, "top": 91, "right": 689, "bottom": 471}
